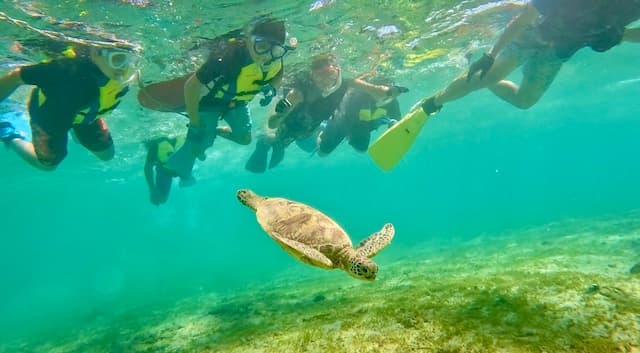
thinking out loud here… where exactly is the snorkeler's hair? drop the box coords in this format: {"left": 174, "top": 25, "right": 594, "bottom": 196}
{"left": 246, "top": 16, "right": 286, "bottom": 44}
{"left": 311, "top": 53, "right": 338, "bottom": 71}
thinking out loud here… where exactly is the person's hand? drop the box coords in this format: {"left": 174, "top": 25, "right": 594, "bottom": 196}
{"left": 467, "top": 53, "right": 495, "bottom": 81}
{"left": 274, "top": 98, "right": 292, "bottom": 113}
{"left": 259, "top": 85, "right": 277, "bottom": 107}
{"left": 186, "top": 124, "right": 207, "bottom": 158}
{"left": 386, "top": 85, "right": 409, "bottom": 98}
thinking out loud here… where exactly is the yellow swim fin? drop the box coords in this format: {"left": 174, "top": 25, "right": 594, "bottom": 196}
{"left": 368, "top": 103, "right": 431, "bottom": 171}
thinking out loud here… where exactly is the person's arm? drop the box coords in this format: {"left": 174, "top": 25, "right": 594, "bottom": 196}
{"left": 623, "top": 27, "right": 640, "bottom": 42}
{"left": 184, "top": 73, "right": 204, "bottom": 128}
{"left": 186, "top": 49, "right": 230, "bottom": 128}
{"left": 0, "top": 68, "right": 24, "bottom": 103}
{"left": 350, "top": 79, "right": 409, "bottom": 103}
{"left": 351, "top": 79, "right": 389, "bottom": 101}
{"left": 268, "top": 88, "right": 304, "bottom": 129}
{"left": 267, "top": 112, "right": 287, "bottom": 130}
{"left": 183, "top": 71, "right": 210, "bottom": 155}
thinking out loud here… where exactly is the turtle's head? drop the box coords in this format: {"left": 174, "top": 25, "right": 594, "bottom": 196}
{"left": 237, "top": 189, "right": 263, "bottom": 211}
{"left": 347, "top": 255, "right": 378, "bottom": 282}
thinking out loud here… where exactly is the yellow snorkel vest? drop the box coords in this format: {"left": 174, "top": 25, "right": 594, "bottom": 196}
{"left": 33, "top": 48, "right": 129, "bottom": 124}
{"left": 34, "top": 75, "right": 128, "bottom": 125}
{"left": 72, "top": 79, "right": 128, "bottom": 124}
{"left": 359, "top": 107, "right": 389, "bottom": 121}
{"left": 157, "top": 136, "right": 186, "bottom": 164}
{"left": 213, "top": 61, "right": 282, "bottom": 103}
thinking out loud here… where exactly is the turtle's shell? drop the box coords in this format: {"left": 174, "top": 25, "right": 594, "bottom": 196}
{"left": 256, "top": 197, "right": 352, "bottom": 253}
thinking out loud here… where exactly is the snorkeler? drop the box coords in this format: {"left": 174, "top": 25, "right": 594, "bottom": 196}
{"left": 0, "top": 45, "right": 138, "bottom": 170}
{"left": 316, "top": 86, "right": 402, "bottom": 157}
{"left": 144, "top": 136, "right": 190, "bottom": 205}
{"left": 369, "top": 0, "right": 640, "bottom": 171}
{"left": 415, "top": 0, "right": 640, "bottom": 115}
{"left": 245, "top": 53, "right": 406, "bottom": 173}
{"left": 141, "top": 16, "right": 293, "bottom": 181}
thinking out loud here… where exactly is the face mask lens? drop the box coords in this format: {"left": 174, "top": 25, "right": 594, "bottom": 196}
{"left": 313, "top": 66, "right": 338, "bottom": 85}
{"left": 106, "top": 51, "right": 131, "bottom": 70}
{"left": 253, "top": 37, "right": 272, "bottom": 55}
{"left": 270, "top": 45, "right": 287, "bottom": 59}
{"left": 253, "top": 36, "right": 289, "bottom": 60}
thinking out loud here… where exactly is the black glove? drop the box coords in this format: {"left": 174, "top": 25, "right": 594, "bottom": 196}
{"left": 259, "top": 85, "right": 277, "bottom": 107}
{"left": 275, "top": 98, "right": 292, "bottom": 113}
{"left": 186, "top": 124, "right": 207, "bottom": 157}
{"left": 467, "top": 53, "right": 495, "bottom": 82}
{"left": 386, "top": 85, "right": 409, "bottom": 97}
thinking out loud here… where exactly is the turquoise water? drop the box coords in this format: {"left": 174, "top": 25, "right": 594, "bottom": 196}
{"left": 1, "top": 1, "right": 640, "bottom": 351}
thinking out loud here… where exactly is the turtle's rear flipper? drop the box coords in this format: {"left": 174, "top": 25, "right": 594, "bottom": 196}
{"left": 355, "top": 223, "right": 395, "bottom": 258}
{"left": 275, "top": 236, "right": 334, "bottom": 269}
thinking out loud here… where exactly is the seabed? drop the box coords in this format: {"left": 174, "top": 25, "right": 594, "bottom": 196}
{"left": 3, "top": 213, "right": 640, "bottom": 353}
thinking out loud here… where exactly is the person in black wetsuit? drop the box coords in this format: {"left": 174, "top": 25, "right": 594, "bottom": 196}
{"left": 411, "top": 0, "right": 640, "bottom": 115}
{"left": 245, "top": 53, "right": 405, "bottom": 173}
{"left": 0, "top": 45, "right": 137, "bottom": 170}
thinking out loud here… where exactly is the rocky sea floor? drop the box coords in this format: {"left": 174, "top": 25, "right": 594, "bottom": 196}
{"left": 3, "top": 212, "right": 640, "bottom": 353}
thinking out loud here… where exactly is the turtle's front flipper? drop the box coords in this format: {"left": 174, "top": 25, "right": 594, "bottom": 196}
{"left": 355, "top": 223, "right": 395, "bottom": 258}
{"left": 275, "top": 236, "right": 334, "bottom": 269}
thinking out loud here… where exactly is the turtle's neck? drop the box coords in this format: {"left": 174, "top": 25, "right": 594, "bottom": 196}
{"left": 335, "top": 246, "right": 356, "bottom": 270}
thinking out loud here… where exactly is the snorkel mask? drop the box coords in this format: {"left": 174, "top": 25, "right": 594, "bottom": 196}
{"left": 100, "top": 48, "right": 139, "bottom": 83}
{"left": 322, "top": 69, "right": 342, "bottom": 97}
{"left": 310, "top": 53, "right": 343, "bottom": 97}
{"left": 246, "top": 16, "right": 293, "bottom": 66}
{"left": 312, "top": 64, "right": 342, "bottom": 97}
{"left": 252, "top": 35, "right": 291, "bottom": 61}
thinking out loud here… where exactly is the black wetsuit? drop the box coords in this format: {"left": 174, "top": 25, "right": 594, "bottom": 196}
{"left": 20, "top": 57, "right": 128, "bottom": 165}
{"left": 318, "top": 89, "right": 401, "bottom": 154}
{"left": 196, "top": 38, "right": 283, "bottom": 110}
{"left": 144, "top": 137, "right": 182, "bottom": 205}
{"left": 275, "top": 74, "right": 352, "bottom": 145}
{"left": 533, "top": 0, "right": 640, "bottom": 58}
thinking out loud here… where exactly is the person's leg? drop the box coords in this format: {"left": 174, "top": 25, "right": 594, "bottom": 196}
{"left": 430, "top": 53, "right": 522, "bottom": 109}
{"left": 318, "top": 88, "right": 371, "bottom": 156}
{"left": 295, "top": 133, "right": 318, "bottom": 153}
{"left": 163, "top": 109, "right": 221, "bottom": 179}
{"left": 380, "top": 99, "right": 401, "bottom": 121}
{"left": 151, "top": 166, "right": 173, "bottom": 205}
{"left": 317, "top": 117, "right": 346, "bottom": 157}
{"left": 7, "top": 120, "right": 67, "bottom": 171}
{"left": 488, "top": 50, "right": 563, "bottom": 109}
{"left": 245, "top": 134, "right": 271, "bottom": 173}
{"left": 72, "top": 118, "right": 114, "bottom": 161}
{"left": 200, "top": 109, "right": 223, "bottom": 149}
{"left": 268, "top": 140, "right": 286, "bottom": 169}
{"left": 219, "top": 104, "right": 252, "bottom": 145}
{"left": 348, "top": 121, "right": 374, "bottom": 153}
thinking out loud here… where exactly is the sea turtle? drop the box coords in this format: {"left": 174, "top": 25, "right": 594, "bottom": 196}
{"left": 237, "top": 189, "right": 395, "bottom": 281}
